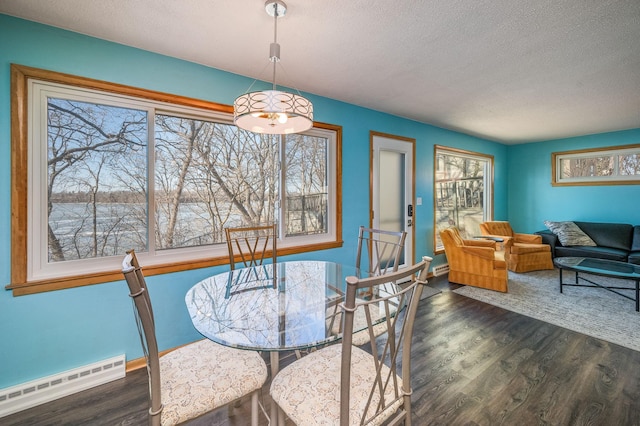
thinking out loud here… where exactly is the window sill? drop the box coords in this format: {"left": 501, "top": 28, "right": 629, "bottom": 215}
{"left": 7, "top": 240, "right": 343, "bottom": 296}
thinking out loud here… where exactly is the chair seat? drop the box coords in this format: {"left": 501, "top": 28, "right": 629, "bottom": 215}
{"left": 329, "top": 302, "right": 388, "bottom": 346}
{"left": 270, "top": 344, "right": 403, "bottom": 426}
{"left": 511, "top": 242, "right": 551, "bottom": 254}
{"left": 160, "top": 339, "right": 268, "bottom": 425}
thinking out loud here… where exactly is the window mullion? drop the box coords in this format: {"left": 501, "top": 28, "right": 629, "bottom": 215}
{"left": 147, "top": 107, "right": 156, "bottom": 256}
{"left": 277, "top": 136, "right": 284, "bottom": 239}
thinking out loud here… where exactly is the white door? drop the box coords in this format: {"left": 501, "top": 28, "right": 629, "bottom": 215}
{"left": 371, "top": 132, "right": 415, "bottom": 269}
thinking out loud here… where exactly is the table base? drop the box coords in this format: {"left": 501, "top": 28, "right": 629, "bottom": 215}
{"left": 559, "top": 268, "right": 640, "bottom": 312}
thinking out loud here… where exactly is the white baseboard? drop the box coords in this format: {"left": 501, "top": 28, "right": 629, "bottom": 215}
{"left": 432, "top": 263, "right": 450, "bottom": 277}
{"left": 0, "top": 354, "right": 126, "bottom": 418}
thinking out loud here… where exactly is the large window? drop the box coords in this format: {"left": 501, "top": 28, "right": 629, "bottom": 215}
{"left": 433, "top": 146, "right": 493, "bottom": 253}
{"left": 9, "top": 65, "right": 342, "bottom": 295}
{"left": 552, "top": 144, "right": 640, "bottom": 186}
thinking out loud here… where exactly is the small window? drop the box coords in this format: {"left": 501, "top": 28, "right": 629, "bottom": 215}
{"left": 552, "top": 144, "right": 640, "bottom": 186}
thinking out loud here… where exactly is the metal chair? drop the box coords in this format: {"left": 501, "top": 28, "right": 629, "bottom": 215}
{"left": 122, "top": 250, "right": 267, "bottom": 426}
{"left": 330, "top": 226, "right": 408, "bottom": 345}
{"left": 355, "top": 226, "right": 407, "bottom": 277}
{"left": 225, "top": 223, "right": 277, "bottom": 270}
{"left": 271, "top": 256, "right": 432, "bottom": 425}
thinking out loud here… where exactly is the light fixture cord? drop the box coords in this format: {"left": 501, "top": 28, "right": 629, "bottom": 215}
{"left": 271, "top": 3, "right": 279, "bottom": 90}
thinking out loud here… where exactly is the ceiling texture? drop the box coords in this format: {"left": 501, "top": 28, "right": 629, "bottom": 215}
{"left": 1, "top": 0, "right": 639, "bottom": 144}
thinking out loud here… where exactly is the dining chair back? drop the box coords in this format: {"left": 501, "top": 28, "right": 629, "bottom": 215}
{"left": 122, "top": 250, "right": 162, "bottom": 424}
{"left": 343, "top": 226, "right": 408, "bottom": 345}
{"left": 122, "top": 250, "right": 267, "bottom": 426}
{"left": 270, "top": 256, "right": 433, "bottom": 425}
{"left": 355, "top": 226, "right": 407, "bottom": 277}
{"left": 225, "top": 223, "right": 277, "bottom": 270}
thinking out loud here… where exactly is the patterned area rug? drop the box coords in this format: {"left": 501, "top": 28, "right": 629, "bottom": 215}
{"left": 453, "top": 268, "right": 640, "bottom": 352}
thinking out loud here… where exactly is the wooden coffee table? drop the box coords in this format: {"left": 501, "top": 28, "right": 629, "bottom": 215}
{"left": 554, "top": 257, "right": 640, "bottom": 312}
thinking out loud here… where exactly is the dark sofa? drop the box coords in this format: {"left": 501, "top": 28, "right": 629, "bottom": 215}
{"left": 536, "top": 221, "right": 640, "bottom": 265}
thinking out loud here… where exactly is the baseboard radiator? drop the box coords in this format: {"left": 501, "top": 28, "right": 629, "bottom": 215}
{"left": 0, "top": 354, "right": 125, "bottom": 418}
{"left": 432, "top": 263, "right": 450, "bottom": 277}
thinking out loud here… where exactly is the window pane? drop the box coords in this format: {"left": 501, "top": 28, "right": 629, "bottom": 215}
{"left": 434, "top": 151, "right": 487, "bottom": 250}
{"left": 619, "top": 153, "right": 640, "bottom": 176}
{"left": 47, "top": 98, "right": 148, "bottom": 262}
{"left": 154, "top": 115, "right": 279, "bottom": 250}
{"left": 379, "top": 150, "right": 405, "bottom": 266}
{"left": 284, "top": 134, "right": 328, "bottom": 236}
{"left": 559, "top": 156, "right": 614, "bottom": 178}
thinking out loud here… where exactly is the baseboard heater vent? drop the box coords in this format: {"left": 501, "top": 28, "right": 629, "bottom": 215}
{"left": 432, "top": 263, "right": 450, "bottom": 277}
{"left": 0, "top": 354, "right": 125, "bottom": 418}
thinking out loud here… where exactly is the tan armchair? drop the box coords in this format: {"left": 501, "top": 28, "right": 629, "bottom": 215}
{"left": 440, "top": 227, "right": 509, "bottom": 292}
{"left": 480, "top": 221, "right": 554, "bottom": 273}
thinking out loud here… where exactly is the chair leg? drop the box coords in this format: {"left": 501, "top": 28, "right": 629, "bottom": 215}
{"left": 278, "top": 406, "right": 286, "bottom": 425}
{"left": 251, "top": 391, "right": 259, "bottom": 426}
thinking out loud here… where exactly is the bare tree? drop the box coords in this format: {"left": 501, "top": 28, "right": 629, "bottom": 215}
{"left": 566, "top": 156, "right": 613, "bottom": 177}
{"left": 47, "top": 98, "right": 146, "bottom": 261}
{"left": 619, "top": 153, "right": 640, "bottom": 175}
{"left": 154, "top": 115, "right": 202, "bottom": 248}
{"left": 45, "top": 97, "right": 327, "bottom": 261}
{"left": 193, "top": 125, "right": 278, "bottom": 231}
{"left": 285, "top": 134, "right": 328, "bottom": 234}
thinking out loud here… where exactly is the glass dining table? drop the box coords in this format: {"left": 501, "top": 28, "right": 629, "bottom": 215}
{"left": 185, "top": 260, "right": 405, "bottom": 425}
{"left": 185, "top": 260, "right": 366, "bottom": 377}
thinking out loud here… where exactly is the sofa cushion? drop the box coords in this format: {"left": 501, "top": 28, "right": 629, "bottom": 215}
{"left": 631, "top": 226, "right": 640, "bottom": 251}
{"left": 628, "top": 252, "right": 640, "bottom": 265}
{"left": 574, "top": 221, "right": 634, "bottom": 251}
{"left": 544, "top": 221, "right": 596, "bottom": 247}
{"left": 554, "top": 245, "right": 628, "bottom": 262}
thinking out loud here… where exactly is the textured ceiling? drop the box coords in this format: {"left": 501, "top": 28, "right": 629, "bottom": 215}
{"left": 1, "top": 0, "right": 639, "bottom": 144}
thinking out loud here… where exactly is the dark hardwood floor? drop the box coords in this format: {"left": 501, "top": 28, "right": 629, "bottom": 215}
{"left": 4, "top": 277, "right": 640, "bottom": 425}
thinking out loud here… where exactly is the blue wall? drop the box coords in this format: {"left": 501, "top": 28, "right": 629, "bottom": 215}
{"left": 507, "top": 129, "right": 640, "bottom": 232}
{"left": 3, "top": 14, "right": 637, "bottom": 391}
{"left": 0, "top": 15, "right": 508, "bottom": 388}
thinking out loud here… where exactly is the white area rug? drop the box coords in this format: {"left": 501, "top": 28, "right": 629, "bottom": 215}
{"left": 453, "top": 269, "right": 640, "bottom": 352}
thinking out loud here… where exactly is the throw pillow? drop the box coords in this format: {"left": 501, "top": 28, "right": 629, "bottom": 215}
{"left": 544, "top": 220, "right": 597, "bottom": 246}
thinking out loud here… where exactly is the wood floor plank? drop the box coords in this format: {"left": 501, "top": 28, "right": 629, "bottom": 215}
{"left": 3, "top": 280, "right": 639, "bottom": 426}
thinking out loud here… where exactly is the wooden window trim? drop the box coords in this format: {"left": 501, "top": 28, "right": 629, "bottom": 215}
{"left": 7, "top": 64, "right": 343, "bottom": 296}
{"left": 551, "top": 143, "right": 640, "bottom": 186}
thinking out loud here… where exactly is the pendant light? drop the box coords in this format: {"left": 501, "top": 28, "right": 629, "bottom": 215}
{"left": 233, "top": 0, "right": 314, "bottom": 134}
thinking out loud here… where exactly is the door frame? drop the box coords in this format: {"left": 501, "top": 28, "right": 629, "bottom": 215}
{"left": 370, "top": 131, "right": 416, "bottom": 267}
